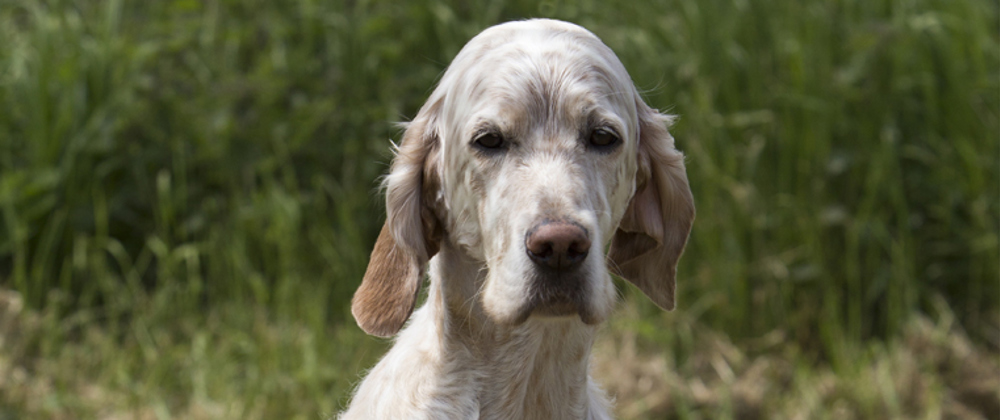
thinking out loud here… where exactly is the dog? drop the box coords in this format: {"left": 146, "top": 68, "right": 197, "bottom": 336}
{"left": 341, "top": 19, "right": 694, "bottom": 419}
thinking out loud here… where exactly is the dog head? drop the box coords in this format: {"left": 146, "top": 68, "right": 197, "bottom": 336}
{"left": 352, "top": 19, "right": 694, "bottom": 337}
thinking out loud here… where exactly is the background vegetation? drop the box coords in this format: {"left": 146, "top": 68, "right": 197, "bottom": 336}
{"left": 0, "top": 0, "right": 997, "bottom": 418}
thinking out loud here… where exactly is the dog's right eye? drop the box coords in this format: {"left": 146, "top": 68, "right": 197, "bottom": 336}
{"left": 473, "top": 132, "right": 506, "bottom": 150}
{"left": 588, "top": 128, "right": 620, "bottom": 149}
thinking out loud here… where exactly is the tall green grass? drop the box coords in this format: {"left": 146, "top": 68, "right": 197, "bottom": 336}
{"left": 589, "top": 0, "right": 1000, "bottom": 355}
{"left": 0, "top": 0, "right": 996, "bottom": 417}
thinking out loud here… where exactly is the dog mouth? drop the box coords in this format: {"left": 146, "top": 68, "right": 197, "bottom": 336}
{"left": 511, "top": 272, "right": 599, "bottom": 325}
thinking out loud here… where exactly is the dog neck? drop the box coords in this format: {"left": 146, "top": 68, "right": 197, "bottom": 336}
{"left": 426, "top": 240, "right": 602, "bottom": 419}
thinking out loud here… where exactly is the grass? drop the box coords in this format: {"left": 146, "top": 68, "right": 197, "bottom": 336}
{"left": 595, "top": 296, "right": 999, "bottom": 419}
{"left": 0, "top": 0, "right": 997, "bottom": 418}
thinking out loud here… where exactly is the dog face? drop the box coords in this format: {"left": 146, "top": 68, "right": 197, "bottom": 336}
{"left": 435, "top": 22, "right": 644, "bottom": 325}
{"left": 352, "top": 20, "right": 694, "bottom": 337}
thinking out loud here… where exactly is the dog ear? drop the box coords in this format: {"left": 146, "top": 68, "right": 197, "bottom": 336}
{"left": 608, "top": 102, "right": 695, "bottom": 311}
{"left": 352, "top": 100, "right": 442, "bottom": 337}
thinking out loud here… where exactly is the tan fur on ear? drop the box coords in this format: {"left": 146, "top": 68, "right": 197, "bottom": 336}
{"left": 608, "top": 103, "right": 695, "bottom": 310}
{"left": 351, "top": 100, "right": 442, "bottom": 337}
{"left": 352, "top": 224, "right": 424, "bottom": 337}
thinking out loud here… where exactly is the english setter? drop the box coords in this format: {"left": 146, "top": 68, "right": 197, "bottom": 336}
{"left": 341, "top": 19, "right": 694, "bottom": 419}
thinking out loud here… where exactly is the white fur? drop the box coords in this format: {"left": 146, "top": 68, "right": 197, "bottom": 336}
{"left": 342, "top": 19, "right": 693, "bottom": 419}
{"left": 342, "top": 243, "right": 613, "bottom": 419}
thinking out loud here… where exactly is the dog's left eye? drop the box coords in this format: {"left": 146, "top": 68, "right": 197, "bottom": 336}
{"left": 589, "top": 128, "right": 620, "bottom": 148}
{"left": 473, "top": 132, "right": 506, "bottom": 150}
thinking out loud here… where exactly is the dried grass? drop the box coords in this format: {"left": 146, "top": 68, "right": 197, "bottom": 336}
{"left": 593, "top": 302, "right": 1000, "bottom": 419}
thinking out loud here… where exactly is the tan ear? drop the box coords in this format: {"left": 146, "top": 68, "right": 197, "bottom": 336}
{"left": 351, "top": 101, "right": 442, "bottom": 337}
{"left": 608, "top": 103, "right": 695, "bottom": 311}
{"left": 352, "top": 223, "right": 425, "bottom": 337}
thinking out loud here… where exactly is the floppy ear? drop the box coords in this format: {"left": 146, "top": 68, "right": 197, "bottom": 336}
{"left": 608, "top": 102, "right": 695, "bottom": 311}
{"left": 351, "top": 100, "right": 442, "bottom": 337}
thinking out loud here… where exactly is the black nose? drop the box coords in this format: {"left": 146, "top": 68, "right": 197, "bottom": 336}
{"left": 525, "top": 221, "right": 591, "bottom": 270}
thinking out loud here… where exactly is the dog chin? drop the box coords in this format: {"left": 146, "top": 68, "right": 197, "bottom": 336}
{"left": 532, "top": 303, "right": 604, "bottom": 325}
{"left": 503, "top": 297, "right": 604, "bottom": 326}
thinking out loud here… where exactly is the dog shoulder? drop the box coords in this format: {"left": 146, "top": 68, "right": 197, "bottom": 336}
{"left": 340, "top": 307, "right": 481, "bottom": 419}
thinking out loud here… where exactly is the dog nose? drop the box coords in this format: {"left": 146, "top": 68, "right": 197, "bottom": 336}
{"left": 525, "top": 221, "right": 591, "bottom": 270}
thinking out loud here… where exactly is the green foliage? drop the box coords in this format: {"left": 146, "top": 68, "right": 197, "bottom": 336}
{"left": 0, "top": 0, "right": 997, "bottom": 417}
{"left": 585, "top": 0, "right": 1000, "bottom": 353}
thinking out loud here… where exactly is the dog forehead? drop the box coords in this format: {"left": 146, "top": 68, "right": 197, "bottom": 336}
{"left": 452, "top": 20, "right": 629, "bottom": 92}
{"left": 436, "top": 20, "right": 638, "bottom": 133}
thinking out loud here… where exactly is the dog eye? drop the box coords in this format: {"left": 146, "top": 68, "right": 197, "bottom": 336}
{"left": 474, "top": 132, "right": 506, "bottom": 150}
{"left": 589, "top": 128, "right": 620, "bottom": 148}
